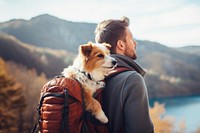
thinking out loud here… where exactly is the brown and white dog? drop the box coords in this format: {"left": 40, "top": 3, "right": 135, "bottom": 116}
{"left": 62, "top": 42, "right": 117, "bottom": 123}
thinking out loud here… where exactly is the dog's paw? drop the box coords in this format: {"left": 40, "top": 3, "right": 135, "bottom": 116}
{"left": 95, "top": 110, "right": 108, "bottom": 123}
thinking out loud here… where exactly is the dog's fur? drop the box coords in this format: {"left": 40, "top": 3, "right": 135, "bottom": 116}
{"left": 62, "top": 42, "right": 117, "bottom": 123}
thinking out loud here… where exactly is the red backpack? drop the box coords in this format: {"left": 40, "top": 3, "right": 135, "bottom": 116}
{"left": 31, "top": 76, "right": 87, "bottom": 133}
{"left": 32, "top": 67, "right": 130, "bottom": 133}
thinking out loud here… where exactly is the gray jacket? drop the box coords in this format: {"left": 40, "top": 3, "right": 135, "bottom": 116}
{"left": 102, "top": 54, "right": 154, "bottom": 133}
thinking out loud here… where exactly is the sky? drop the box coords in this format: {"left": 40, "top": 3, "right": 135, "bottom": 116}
{"left": 0, "top": 0, "right": 200, "bottom": 47}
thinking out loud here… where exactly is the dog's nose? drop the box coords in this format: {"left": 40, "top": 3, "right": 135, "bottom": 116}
{"left": 112, "top": 60, "right": 117, "bottom": 65}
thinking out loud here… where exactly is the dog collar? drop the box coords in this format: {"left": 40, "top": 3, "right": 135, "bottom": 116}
{"left": 79, "top": 70, "right": 93, "bottom": 80}
{"left": 78, "top": 70, "right": 104, "bottom": 84}
{"left": 78, "top": 70, "right": 105, "bottom": 88}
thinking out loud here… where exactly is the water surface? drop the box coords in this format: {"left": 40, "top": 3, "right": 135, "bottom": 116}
{"left": 150, "top": 96, "right": 200, "bottom": 133}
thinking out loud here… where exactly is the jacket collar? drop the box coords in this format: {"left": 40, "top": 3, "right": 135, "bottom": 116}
{"left": 111, "top": 54, "right": 146, "bottom": 77}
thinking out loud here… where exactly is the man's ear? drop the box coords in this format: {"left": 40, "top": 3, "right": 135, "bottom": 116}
{"left": 116, "top": 40, "right": 125, "bottom": 51}
{"left": 80, "top": 42, "right": 93, "bottom": 57}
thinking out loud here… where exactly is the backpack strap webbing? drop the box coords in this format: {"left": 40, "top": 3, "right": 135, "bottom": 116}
{"left": 79, "top": 80, "right": 90, "bottom": 133}
{"left": 60, "top": 88, "right": 69, "bottom": 133}
{"left": 106, "top": 67, "right": 131, "bottom": 79}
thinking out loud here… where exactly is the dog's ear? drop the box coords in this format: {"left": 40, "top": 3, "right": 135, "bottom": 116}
{"left": 103, "top": 43, "right": 111, "bottom": 50}
{"left": 80, "top": 42, "right": 93, "bottom": 57}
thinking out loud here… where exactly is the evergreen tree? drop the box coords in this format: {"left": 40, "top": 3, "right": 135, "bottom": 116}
{"left": 0, "top": 58, "right": 26, "bottom": 133}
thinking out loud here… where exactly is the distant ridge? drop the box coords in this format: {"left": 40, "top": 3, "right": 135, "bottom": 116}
{"left": 0, "top": 14, "right": 96, "bottom": 53}
{"left": 175, "top": 45, "right": 200, "bottom": 56}
{"left": 0, "top": 33, "right": 74, "bottom": 77}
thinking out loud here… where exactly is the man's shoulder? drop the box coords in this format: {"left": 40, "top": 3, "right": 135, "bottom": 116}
{"left": 108, "top": 70, "right": 143, "bottom": 82}
{"left": 118, "top": 70, "right": 141, "bottom": 77}
{"left": 120, "top": 71, "right": 144, "bottom": 85}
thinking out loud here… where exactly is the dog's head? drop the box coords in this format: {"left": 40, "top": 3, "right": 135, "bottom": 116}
{"left": 75, "top": 42, "right": 117, "bottom": 81}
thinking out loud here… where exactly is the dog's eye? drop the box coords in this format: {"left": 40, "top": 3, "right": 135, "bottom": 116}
{"left": 97, "top": 54, "right": 104, "bottom": 58}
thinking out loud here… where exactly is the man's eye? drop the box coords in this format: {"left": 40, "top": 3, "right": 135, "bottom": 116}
{"left": 97, "top": 54, "right": 104, "bottom": 58}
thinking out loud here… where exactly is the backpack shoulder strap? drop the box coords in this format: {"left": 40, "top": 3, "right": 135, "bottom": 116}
{"left": 106, "top": 67, "right": 131, "bottom": 79}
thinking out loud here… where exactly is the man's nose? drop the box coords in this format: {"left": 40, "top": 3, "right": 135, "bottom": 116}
{"left": 133, "top": 39, "right": 137, "bottom": 46}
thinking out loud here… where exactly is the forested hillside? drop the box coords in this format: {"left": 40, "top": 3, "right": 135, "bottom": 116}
{"left": 0, "top": 58, "right": 48, "bottom": 132}
{"left": 136, "top": 40, "right": 200, "bottom": 97}
{"left": 0, "top": 33, "right": 75, "bottom": 77}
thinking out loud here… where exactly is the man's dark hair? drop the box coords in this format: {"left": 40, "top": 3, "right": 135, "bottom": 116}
{"left": 95, "top": 16, "right": 130, "bottom": 53}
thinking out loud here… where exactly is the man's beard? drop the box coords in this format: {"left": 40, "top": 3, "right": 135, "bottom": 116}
{"left": 125, "top": 48, "right": 137, "bottom": 60}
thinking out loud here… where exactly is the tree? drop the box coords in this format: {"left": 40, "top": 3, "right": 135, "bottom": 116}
{"left": 150, "top": 102, "right": 186, "bottom": 133}
{"left": 6, "top": 61, "right": 48, "bottom": 132}
{"left": 0, "top": 58, "right": 26, "bottom": 133}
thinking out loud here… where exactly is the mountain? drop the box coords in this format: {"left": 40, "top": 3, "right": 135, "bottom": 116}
{"left": 0, "top": 33, "right": 75, "bottom": 78}
{"left": 0, "top": 14, "right": 96, "bottom": 53}
{"left": 1, "top": 14, "right": 200, "bottom": 98}
{"left": 136, "top": 40, "right": 200, "bottom": 97}
{"left": 175, "top": 46, "right": 200, "bottom": 56}
{"left": 137, "top": 40, "right": 200, "bottom": 78}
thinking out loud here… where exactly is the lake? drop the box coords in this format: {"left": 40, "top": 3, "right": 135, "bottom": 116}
{"left": 149, "top": 96, "right": 200, "bottom": 133}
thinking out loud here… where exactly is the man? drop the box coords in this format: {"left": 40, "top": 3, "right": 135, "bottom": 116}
{"left": 95, "top": 17, "right": 154, "bottom": 133}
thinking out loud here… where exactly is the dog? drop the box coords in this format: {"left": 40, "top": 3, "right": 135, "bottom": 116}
{"left": 62, "top": 41, "right": 117, "bottom": 123}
